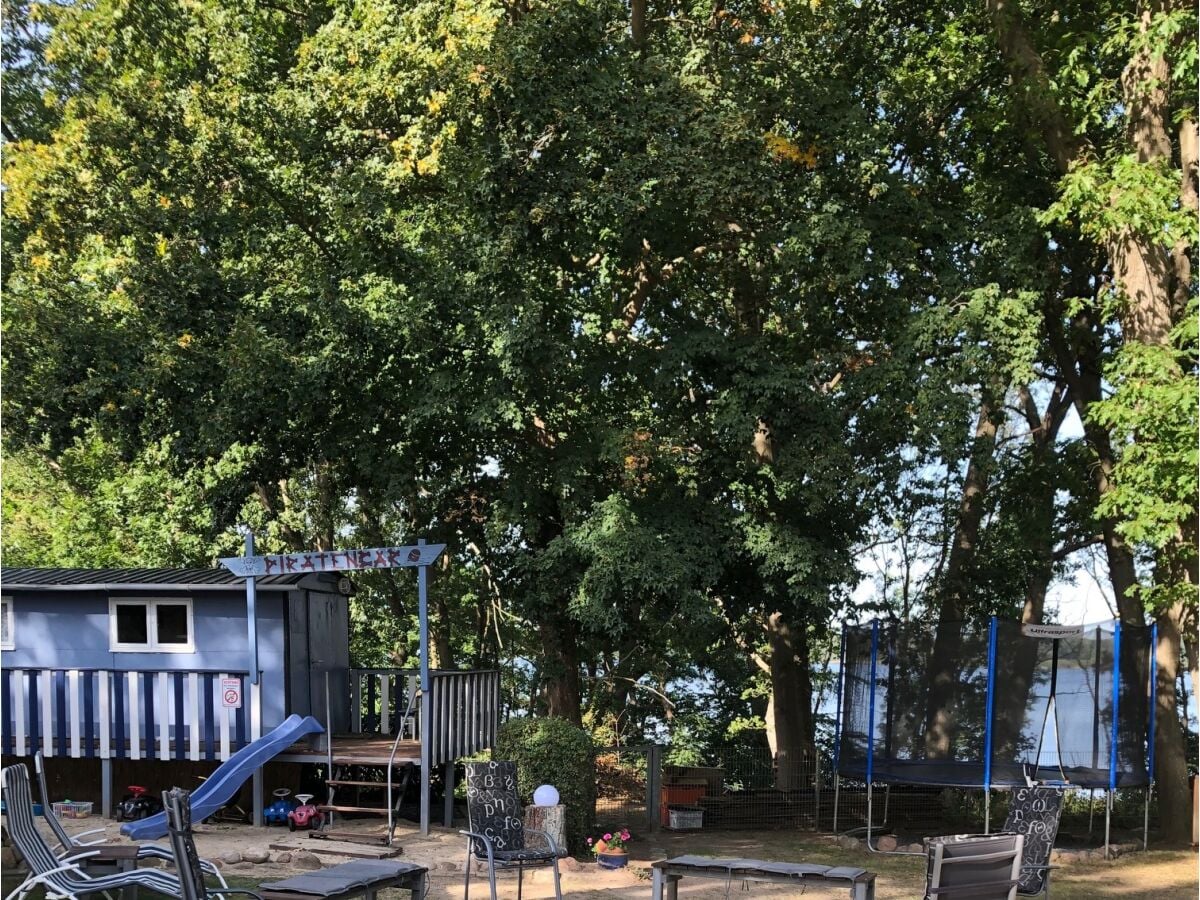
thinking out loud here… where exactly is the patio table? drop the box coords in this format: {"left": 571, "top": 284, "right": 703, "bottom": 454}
{"left": 258, "top": 859, "right": 427, "bottom": 900}
{"left": 651, "top": 855, "right": 876, "bottom": 900}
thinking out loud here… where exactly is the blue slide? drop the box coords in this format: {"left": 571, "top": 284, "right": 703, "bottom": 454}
{"left": 121, "top": 714, "right": 325, "bottom": 840}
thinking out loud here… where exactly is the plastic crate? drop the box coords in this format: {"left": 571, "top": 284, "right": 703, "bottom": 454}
{"left": 53, "top": 800, "right": 93, "bottom": 819}
{"left": 667, "top": 806, "right": 703, "bottom": 830}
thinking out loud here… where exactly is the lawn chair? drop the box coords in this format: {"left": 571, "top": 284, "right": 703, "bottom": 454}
{"left": 1002, "top": 786, "right": 1064, "bottom": 897}
{"left": 33, "top": 750, "right": 227, "bottom": 884}
{"left": 163, "top": 787, "right": 263, "bottom": 900}
{"left": 461, "top": 761, "right": 563, "bottom": 900}
{"left": 924, "top": 832, "right": 1025, "bottom": 900}
{"left": 2, "top": 763, "right": 189, "bottom": 900}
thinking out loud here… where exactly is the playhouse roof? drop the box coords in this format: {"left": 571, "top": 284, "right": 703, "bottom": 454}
{"left": 0, "top": 567, "right": 343, "bottom": 592}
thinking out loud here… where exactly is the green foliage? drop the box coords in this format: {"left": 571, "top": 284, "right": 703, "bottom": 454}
{"left": 494, "top": 717, "right": 595, "bottom": 852}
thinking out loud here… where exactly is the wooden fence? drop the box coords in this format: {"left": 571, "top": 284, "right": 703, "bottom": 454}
{"left": 1, "top": 668, "right": 262, "bottom": 762}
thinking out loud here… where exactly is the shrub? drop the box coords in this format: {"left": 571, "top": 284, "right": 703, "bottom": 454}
{"left": 495, "top": 716, "right": 596, "bottom": 854}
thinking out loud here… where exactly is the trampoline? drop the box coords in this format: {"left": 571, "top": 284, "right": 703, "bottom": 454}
{"left": 831, "top": 617, "right": 1156, "bottom": 856}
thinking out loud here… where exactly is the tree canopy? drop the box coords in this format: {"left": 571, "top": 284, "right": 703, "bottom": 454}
{"left": 3, "top": 0, "right": 1196, "bottom": 839}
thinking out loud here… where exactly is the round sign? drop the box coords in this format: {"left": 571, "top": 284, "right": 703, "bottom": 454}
{"left": 224, "top": 689, "right": 240, "bottom": 705}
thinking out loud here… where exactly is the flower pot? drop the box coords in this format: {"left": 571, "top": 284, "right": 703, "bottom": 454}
{"left": 596, "top": 850, "right": 629, "bottom": 869}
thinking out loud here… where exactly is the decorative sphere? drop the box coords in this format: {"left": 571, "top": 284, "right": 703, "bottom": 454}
{"left": 533, "top": 785, "right": 560, "bottom": 807}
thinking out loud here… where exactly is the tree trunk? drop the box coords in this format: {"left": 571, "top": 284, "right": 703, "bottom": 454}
{"left": 1154, "top": 601, "right": 1192, "bottom": 844}
{"left": 766, "top": 611, "right": 815, "bottom": 790}
{"left": 924, "top": 390, "right": 1000, "bottom": 759}
{"left": 539, "top": 616, "right": 583, "bottom": 725}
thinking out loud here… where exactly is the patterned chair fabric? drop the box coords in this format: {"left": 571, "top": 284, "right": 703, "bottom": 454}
{"left": 465, "top": 761, "right": 555, "bottom": 860}
{"left": 1003, "top": 786, "right": 1064, "bottom": 895}
{"left": 462, "top": 761, "right": 562, "bottom": 900}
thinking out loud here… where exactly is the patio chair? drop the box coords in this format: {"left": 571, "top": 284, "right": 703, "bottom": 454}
{"left": 163, "top": 786, "right": 263, "bottom": 900}
{"left": 1002, "top": 786, "right": 1064, "bottom": 897}
{"left": 924, "top": 832, "right": 1025, "bottom": 900}
{"left": 33, "top": 750, "right": 227, "bottom": 884}
{"left": 2, "top": 763, "right": 189, "bottom": 900}
{"left": 461, "top": 761, "right": 563, "bottom": 900}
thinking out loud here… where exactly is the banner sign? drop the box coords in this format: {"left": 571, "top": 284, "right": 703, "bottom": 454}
{"left": 220, "top": 543, "right": 445, "bottom": 578}
{"left": 1021, "top": 623, "right": 1086, "bottom": 639}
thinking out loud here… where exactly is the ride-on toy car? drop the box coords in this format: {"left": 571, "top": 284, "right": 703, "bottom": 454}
{"left": 288, "top": 793, "right": 324, "bottom": 831}
{"left": 264, "top": 788, "right": 297, "bottom": 826}
{"left": 116, "top": 785, "right": 161, "bottom": 821}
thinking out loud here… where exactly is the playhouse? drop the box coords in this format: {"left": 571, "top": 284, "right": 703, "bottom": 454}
{"left": 0, "top": 547, "right": 500, "bottom": 839}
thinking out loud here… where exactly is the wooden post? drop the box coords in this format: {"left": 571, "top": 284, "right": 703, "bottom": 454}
{"left": 646, "top": 744, "right": 663, "bottom": 832}
{"left": 1192, "top": 774, "right": 1198, "bottom": 846}
{"left": 101, "top": 758, "right": 113, "bottom": 819}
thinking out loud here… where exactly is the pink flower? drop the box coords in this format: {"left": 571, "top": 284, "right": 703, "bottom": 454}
{"left": 603, "top": 833, "right": 612, "bottom": 841}
{"left": 587, "top": 838, "right": 593, "bottom": 845}
{"left": 621, "top": 830, "right": 630, "bottom": 840}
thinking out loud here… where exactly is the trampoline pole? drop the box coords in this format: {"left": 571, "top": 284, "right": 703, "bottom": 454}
{"left": 833, "top": 773, "right": 841, "bottom": 834}
{"left": 883, "top": 783, "right": 890, "bottom": 826}
{"left": 867, "top": 781, "right": 874, "bottom": 851}
{"left": 984, "top": 616, "right": 998, "bottom": 835}
{"left": 1088, "top": 788, "right": 1095, "bottom": 837}
{"left": 1104, "top": 789, "right": 1112, "bottom": 859}
{"left": 1143, "top": 784, "right": 1151, "bottom": 851}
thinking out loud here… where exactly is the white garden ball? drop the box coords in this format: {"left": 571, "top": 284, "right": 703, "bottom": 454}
{"left": 533, "top": 785, "right": 560, "bottom": 807}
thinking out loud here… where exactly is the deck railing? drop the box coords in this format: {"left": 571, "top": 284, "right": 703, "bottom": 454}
{"left": 1, "top": 668, "right": 262, "bottom": 762}
{"left": 427, "top": 669, "right": 499, "bottom": 765}
{"left": 348, "top": 668, "right": 420, "bottom": 737}
{"left": 346, "top": 667, "right": 499, "bottom": 765}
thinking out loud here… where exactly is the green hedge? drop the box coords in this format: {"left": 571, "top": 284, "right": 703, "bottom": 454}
{"left": 495, "top": 717, "right": 595, "bottom": 854}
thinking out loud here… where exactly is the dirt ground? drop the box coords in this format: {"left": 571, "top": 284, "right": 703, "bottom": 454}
{"left": 28, "top": 815, "right": 1200, "bottom": 899}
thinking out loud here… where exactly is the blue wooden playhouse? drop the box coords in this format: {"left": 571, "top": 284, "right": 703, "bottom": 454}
{"left": 0, "top": 556, "right": 499, "bottom": 837}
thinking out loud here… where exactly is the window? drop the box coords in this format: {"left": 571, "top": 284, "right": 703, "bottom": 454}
{"left": 1, "top": 597, "right": 13, "bottom": 650}
{"left": 109, "top": 598, "right": 194, "bottom": 652}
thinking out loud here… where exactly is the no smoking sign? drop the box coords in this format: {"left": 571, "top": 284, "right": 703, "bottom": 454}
{"left": 221, "top": 678, "right": 243, "bottom": 709}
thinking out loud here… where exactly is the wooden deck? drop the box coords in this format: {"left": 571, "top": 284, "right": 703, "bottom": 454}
{"left": 275, "top": 734, "right": 421, "bottom": 766}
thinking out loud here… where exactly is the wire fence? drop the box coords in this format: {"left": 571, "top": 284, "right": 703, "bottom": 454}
{"left": 591, "top": 743, "right": 1160, "bottom": 848}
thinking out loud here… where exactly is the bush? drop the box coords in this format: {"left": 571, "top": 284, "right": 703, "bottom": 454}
{"left": 495, "top": 717, "right": 595, "bottom": 854}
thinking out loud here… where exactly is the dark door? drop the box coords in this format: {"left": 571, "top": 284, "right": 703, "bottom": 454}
{"left": 307, "top": 591, "right": 351, "bottom": 732}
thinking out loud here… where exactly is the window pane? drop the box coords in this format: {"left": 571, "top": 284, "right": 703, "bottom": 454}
{"left": 115, "top": 605, "right": 148, "bottom": 645}
{"left": 156, "top": 604, "right": 189, "bottom": 645}
{"left": 1, "top": 601, "right": 10, "bottom": 644}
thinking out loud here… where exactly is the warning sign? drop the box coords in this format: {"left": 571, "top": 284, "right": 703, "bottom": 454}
{"left": 221, "top": 678, "right": 243, "bottom": 709}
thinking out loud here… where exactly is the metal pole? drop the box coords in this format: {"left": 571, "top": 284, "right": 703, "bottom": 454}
{"left": 1146, "top": 622, "right": 1158, "bottom": 851}
{"left": 829, "top": 626, "right": 846, "bottom": 836}
{"left": 984, "top": 616, "right": 998, "bottom": 833}
{"left": 1104, "top": 789, "right": 1112, "bottom": 859}
{"left": 419, "top": 540, "right": 432, "bottom": 836}
{"left": 1143, "top": 784, "right": 1152, "bottom": 851}
{"left": 866, "top": 620, "right": 879, "bottom": 851}
{"left": 1088, "top": 787, "right": 1095, "bottom": 837}
{"left": 245, "top": 531, "right": 259, "bottom": 685}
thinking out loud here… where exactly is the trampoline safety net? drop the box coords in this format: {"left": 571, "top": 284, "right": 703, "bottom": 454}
{"left": 836, "top": 620, "right": 1151, "bottom": 789}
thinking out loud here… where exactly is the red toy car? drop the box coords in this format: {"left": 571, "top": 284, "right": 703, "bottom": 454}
{"left": 287, "top": 793, "right": 325, "bottom": 831}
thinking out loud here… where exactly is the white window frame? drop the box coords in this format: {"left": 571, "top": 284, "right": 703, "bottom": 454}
{"left": 1, "top": 597, "right": 14, "bottom": 650}
{"left": 108, "top": 597, "right": 195, "bottom": 653}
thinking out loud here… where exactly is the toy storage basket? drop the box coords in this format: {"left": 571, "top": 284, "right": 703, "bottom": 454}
{"left": 53, "top": 801, "right": 93, "bottom": 819}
